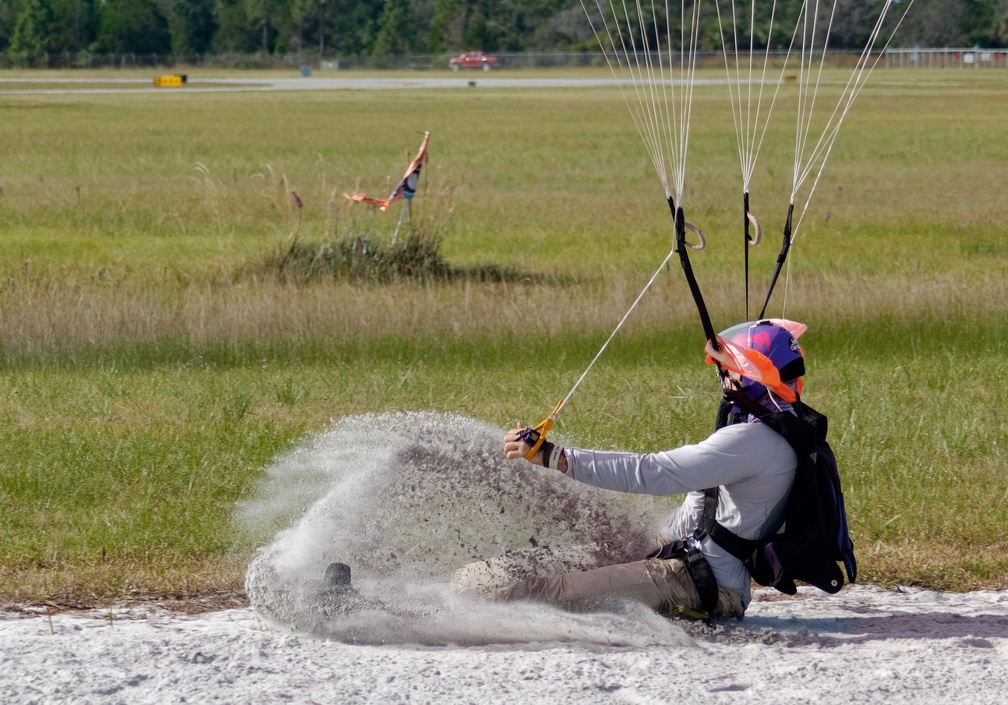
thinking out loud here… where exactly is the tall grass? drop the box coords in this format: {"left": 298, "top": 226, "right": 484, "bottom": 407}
{"left": 0, "top": 70, "right": 1006, "bottom": 603}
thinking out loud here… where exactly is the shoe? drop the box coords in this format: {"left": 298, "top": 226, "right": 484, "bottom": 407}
{"left": 319, "top": 562, "right": 385, "bottom": 613}
{"left": 325, "top": 562, "right": 353, "bottom": 589}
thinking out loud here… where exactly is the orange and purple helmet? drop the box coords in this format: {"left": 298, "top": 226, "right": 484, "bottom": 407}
{"left": 707, "top": 319, "right": 806, "bottom": 402}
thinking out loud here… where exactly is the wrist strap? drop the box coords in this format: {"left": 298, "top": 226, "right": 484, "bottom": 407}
{"left": 540, "top": 441, "right": 555, "bottom": 468}
{"left": 549, "top": 445, "right": 563, "bottom": 471}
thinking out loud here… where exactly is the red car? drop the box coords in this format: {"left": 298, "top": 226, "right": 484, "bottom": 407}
{"left": 449, "top": 51, "right": 497, "bottom": 72}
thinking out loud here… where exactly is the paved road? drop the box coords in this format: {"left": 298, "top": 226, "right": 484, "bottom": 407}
{"left": 0, "top": 74, "right": 729, "bottom": 94}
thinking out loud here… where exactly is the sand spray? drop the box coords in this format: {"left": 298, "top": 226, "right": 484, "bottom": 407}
{"left": 239, "top": 411, "right": 693, "bottom": 646}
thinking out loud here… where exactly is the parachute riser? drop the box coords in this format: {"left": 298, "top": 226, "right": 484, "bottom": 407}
{"left": 670, "top": 196, "right": 718, "bottom": 351}
{"left": 758, "top": 202, "right": 795, "bottom": 320}
{"left": 744, "top": 191, "right": 751, "bottom": 321}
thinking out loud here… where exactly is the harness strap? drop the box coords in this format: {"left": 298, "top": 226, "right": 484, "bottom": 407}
{"left": 681, "top": 542, "right": 720, "bottom": 620}
{"left": 698, "top": 388, "right": 817, "bottom": 565}
{"left": 697, "top": 388, "right": 788, "bottom": 562}
{"left": 647, "top": 540, "right": 720, "bottom": 620}
{"left": 695, "top": 488, "right": 758, "bottom": 563}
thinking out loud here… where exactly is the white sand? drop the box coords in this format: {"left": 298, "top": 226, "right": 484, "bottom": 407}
{"left": 3, "top": 584, "right": 1007, "bottom": 704}
{"left": 7, "top": 413, "right": 1004, "bottom": 704}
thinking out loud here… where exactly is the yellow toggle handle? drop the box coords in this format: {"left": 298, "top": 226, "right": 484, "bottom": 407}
{"left": 523, "top": 400, "right": 563, "bottom": 461}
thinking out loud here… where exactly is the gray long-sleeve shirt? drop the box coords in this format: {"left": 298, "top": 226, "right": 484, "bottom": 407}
{"left": 566, "top": 421, "right": 797, "bottom": 607}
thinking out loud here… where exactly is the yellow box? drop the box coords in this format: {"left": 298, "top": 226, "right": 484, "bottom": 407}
{"left": 153, "top": 75, "right": 187, "bottom": 88}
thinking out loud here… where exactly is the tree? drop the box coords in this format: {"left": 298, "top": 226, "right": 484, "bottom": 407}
{"left": 327, "top": 0, "right": 382, "bottom": 55}
{"left": 427, "top": 0, "right": 465, "bottom": 52}
{"left": 95, "top": 0, "right": 172, "bottom": 53}
{"left": 962, "top": 0, "right": 1008, "bottom": 46}
{"left": 994, "top": 0, "right": 1008, "bottom": 46}
{"left": 897, "top": 0, "right": 969, "bottom": 47}
{"left": 212, "top": 0, "right": 261, "bottom": 52}
{"left": 46, "top": 0, "right": 100, "bottom": 53}
{"left": 1, "top": 0, "right": 1003, "bottom": 60}
{"left": 8, "top": 0, "right": 47, "bottom": 57}
{"left": 285, "top": 0, "right": 313, "bottom": 52}
{"left": 0, "top": 1, "right": 10, "bottom": 51}
{"left": 505, "top": 0, "right": 577, "bottom": 51}
{"left": 242, "top": 0, "right": 285, "bottom": 53}
{"left": 461, "top": 12, "right": 490, "bottom": 51}
{"left": 163, "top": 0, "right": 218, "bottom": 55}
{"left": 371, "top": 0, "right": 412, "bottom": 55}
{"left": 315, "top": 0, "right": 327, "bottom": 54}
{"left": 530, "top": 4, "right": 594, "bottom": 51}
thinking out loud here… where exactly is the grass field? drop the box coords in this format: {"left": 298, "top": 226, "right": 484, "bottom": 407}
{"left": 0, "top": 67, "right": 1006, "bottom": 604}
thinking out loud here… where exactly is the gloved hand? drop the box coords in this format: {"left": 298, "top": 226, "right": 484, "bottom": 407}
{"left": 503, "top": 423, "right": 541, "bottom": 464}
{"left": 503, "top": 424, "right": 566, "bottom": 472}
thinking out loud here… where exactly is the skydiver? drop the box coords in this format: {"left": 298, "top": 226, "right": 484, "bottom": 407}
{"left": 497, "top": 320, "right": 805, "bottom": 620}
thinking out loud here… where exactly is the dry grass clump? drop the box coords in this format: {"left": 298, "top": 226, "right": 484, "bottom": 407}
{"left": 252, "top": 183, "right": 524, "bottom": 285}
{"left": 267, "top": 229, "right": 451, "bottom": 283}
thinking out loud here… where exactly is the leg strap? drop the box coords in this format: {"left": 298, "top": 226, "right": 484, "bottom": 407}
{"left": 647, "top": 540, "right": 720, "bottom": 620}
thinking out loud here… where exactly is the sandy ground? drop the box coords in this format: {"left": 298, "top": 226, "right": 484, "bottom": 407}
{"left": 5, "top": 413, "right": 1005, "bottom": 704}
{"left": 3, "top": 584, "right": 1008, "bottom": 705}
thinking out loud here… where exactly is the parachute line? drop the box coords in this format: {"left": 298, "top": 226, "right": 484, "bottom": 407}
{"left": 555, "top": 247, "right": 681, "bottom": 418}
{"left": 707, "top": 0, "right": 917, "bottom": 319}
{"left": 714, "top": 0, "right": 791, "bottom": 193}
{"left": 532, "top": 0, "right": 916, "bottom": 428}
{"left": 581, "top": 0, "right": 702, "bottom": 207}
{"left": 779, "top": 0, "right": 916, "bottom": 316}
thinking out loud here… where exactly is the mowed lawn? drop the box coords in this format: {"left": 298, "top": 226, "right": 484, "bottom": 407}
{"left": 0, "top": 68, "right": 1006, "bottom": 604}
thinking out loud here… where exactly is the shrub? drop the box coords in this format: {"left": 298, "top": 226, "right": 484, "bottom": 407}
{"left": 256, "top": 179, "right": 524, "bottom": 284}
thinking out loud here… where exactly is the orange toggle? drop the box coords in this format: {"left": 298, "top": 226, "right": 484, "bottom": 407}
{"left": 523, "top": 400, "right": 563, "bottom": 461}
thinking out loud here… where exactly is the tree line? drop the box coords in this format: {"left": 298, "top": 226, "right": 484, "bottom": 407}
{"left": 1, "top": 0, "right": 1005, "bottom": 62}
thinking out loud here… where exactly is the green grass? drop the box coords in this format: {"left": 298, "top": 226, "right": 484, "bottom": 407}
{"left": 0, "top": 68, "right": 1006, "bottom": 604}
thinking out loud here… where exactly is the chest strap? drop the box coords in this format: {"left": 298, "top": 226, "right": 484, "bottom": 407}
{"left": 694, "top": 487, "right": 758, "bottom": 563}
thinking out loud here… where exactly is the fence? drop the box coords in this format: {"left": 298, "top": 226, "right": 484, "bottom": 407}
{"left": 1, "top": 49, "right": 1005, "bottom": 72}
{"left": 0, "top": 51, "right": 608, "bottom": 71}
{"left": 883, "top": 47, "right": 1008, "bottom": 69}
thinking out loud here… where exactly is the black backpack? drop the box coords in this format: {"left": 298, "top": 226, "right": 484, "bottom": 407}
{"left": 696, "top": 393, "right": 857, "bottom": 595}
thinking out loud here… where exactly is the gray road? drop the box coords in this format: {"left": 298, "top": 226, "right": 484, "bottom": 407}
{"left": 0, "top": 74, "right": 729, "bottom": 94}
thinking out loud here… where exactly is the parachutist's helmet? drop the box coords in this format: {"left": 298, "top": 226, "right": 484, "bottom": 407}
{"left": 719, "top": 319, "right": 805, "bottom": 401}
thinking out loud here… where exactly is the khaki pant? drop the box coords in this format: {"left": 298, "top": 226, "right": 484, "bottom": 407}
{"left": 495, "top": 558, "right": 744, "bottom": 620}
